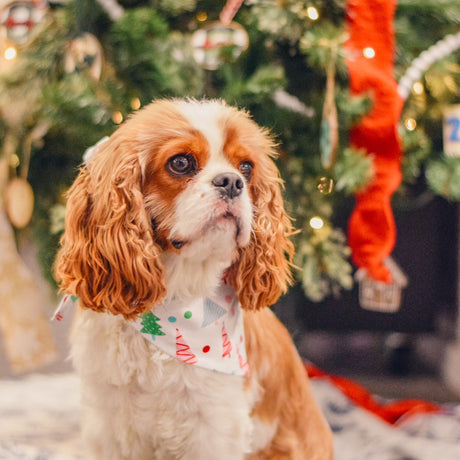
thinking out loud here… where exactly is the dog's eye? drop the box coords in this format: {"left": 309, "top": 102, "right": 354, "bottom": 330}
{"left": 167, "top": 154, "right": 197, "bottom": 177}
{"left": 239, "top": 161, "right": 254, "bottom": 182}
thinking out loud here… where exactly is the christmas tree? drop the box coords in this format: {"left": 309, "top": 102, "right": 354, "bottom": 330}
{"left": 0, "top": 0, "right": 459, "bottom": 306}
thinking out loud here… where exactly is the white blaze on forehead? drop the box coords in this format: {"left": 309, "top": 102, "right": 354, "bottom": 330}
{"left": 176, "top": 100, "right": 229, "bottom": 164}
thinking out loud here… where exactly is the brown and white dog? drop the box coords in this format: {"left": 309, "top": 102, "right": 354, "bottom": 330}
{"left": 55, "top": 99, "right": 333, "bottom": 460}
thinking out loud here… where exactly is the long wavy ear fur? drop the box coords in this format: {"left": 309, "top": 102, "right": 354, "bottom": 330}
{"left": 54, "top": 130, "right": 166, "bottom": 320}
{"left": 228, "top": 128, "right": 294, "bottom": 311}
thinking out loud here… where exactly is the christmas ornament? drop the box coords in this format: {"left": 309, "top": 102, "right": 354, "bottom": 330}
{"left": 317, "top": 176, "right": 334, "bottom": 195}
{"left": 356, "top": 257, "right": 408, "bottom": 313}
{"left": 191, "top": 21, "right": 249, "bottom": 70}
{"left": 64, "top": 33, "right": 103, "bottom": 81}
{"left": 320, "top": 60, "right": 338, "bottom": 169}
{"left": 0, "top": 0, "right": 48, "bottom": 46}
{"left": 443, "top": 105, "right": 460, "bottom": 157}
{"left": 398, "top": 31, "right": 460, "bottom": 101}
{"left": 345, "top": 0, "right": 403, "bottom": 283}
{"left": 5, "top": 176, "right": 34, "bottom": 229}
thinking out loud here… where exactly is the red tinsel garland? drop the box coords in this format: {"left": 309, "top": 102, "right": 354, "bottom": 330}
{"left": 345, "top": 0, "right": 403, "bottom": 282}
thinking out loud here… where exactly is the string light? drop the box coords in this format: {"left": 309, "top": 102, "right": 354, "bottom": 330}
{"left": 306, "top": 6, "right": 319, "bottom": 21}
{"left": 196, "top": 12, "right": 207, "bottom": 22}
{"left": 309, "top": 216, "right": 324, "bottom": 230}
{"left": 4, "top": 46, "right": 17, "bottom": 60}
{"left": 9, "top": 154, "right": 20, "bottom": 168}
{"left": 405, "top": 118, "right": 417, "bottom": 131}
{"left": 412, "top": 81, "right": 424, "bottom": 95}
{"left": 130, "top": 97, "right": 141, "bottom": 110}
{"left": 112, "top": 111, "right": 123, "bottom": 124}
{"left": 363, "top": 47, "right": 375, "bottom": 59}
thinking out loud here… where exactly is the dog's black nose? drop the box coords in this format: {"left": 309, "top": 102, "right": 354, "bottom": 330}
{"left": 212, "top": 173, "right": 244, "bottom": 199}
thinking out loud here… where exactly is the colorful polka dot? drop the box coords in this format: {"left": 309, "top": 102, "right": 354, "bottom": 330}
{"left": 203, "top": 345, "right": 211, "bottom": 353}
{"left": 168, "top": 316, "right": 177, "bottom": 323}
{"left": 225, "top": 295, "right": 232, "bottom": 303}
{"left": 184, "top": 311, "right": 192, "bottom": 319}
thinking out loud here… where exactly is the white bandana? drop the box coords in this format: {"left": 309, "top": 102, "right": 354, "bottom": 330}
{"left": 53, "top": 284, "right": 249, "bottom": 376}
{"left": 130, "top": 282, "right": 249, "bottom": 376}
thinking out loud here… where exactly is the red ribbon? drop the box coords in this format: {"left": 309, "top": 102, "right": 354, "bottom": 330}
{"left": 345, "top": 0, "right": 403, "bottom": 282}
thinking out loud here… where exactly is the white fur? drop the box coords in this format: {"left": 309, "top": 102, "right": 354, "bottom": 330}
{"left": 72, "top": 310, "right": 253, "bottom": 460}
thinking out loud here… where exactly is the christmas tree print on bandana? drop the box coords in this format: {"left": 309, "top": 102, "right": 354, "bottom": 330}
{"left": 202, "top": 298, "right": 227, "bottom": 327}
{"left": 129, "top": 282, "right": 249, "bottom": 376}
{"left": 140, "top": 312, "right": 165, "bottom": 340}
{"left": 222, "top": 323, "right": 232, "bottom": 358}
{"left": 176, "top": 328, "right": 198, "bottom": 364}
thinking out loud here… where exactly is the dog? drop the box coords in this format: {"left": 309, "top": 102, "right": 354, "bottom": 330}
{"left": 55, "top": 99, "right": 333, "bottom": 460}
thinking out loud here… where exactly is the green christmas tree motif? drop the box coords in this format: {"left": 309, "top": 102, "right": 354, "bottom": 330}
{"left": 140, "top": 312, "right": 165, "bottom": 339}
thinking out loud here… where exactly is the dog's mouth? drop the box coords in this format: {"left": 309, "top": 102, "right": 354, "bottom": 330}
{"left": 167, "top": 210, "right": 246, "bottom": 252}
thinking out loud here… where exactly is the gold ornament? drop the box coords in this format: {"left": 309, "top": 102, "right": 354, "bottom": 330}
{"left": 5, "top": 176, "right": 34, "bottom": 229}
{"left": 64, "top": 33, "right": 103, "bottom": 81}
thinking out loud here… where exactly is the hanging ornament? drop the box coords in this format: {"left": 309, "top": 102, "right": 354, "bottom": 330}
{"left": 191, "top": 21, "right": 249, "bottom": 70}
{"left": 355, "top": 257, "right": 408, "bottom": 313}
{"left": 5, "top": 176, "right": 34, "bottom": 229}
{"left": 320, "top": 60, "right": 339, "bottom": 169}
{"left": 191, "top": 0, "right": 247, "bottom": 70}
{"left": 64, "top": 33, "right": 103, "bottom": 81}
{"left": 443, "top": 105, "right": 460, "bottom": 157}
{"left": 0, "top": 0, "right": 48, "bottom": 46}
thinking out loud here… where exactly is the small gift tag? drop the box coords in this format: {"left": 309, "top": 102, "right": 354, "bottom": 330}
{"left": 356, "top": 257, "right": 408, "bottom": 313}
{"left": 52, "top": 294, "right": 77, "bottom": 322}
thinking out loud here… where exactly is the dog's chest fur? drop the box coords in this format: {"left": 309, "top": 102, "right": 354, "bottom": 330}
{"left": 71, "top": 309, "right": 273, "bottom": 460}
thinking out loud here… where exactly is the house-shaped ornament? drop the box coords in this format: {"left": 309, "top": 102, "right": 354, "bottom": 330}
{"left": 355, "top": 257, "right": 408, "bottom": 313}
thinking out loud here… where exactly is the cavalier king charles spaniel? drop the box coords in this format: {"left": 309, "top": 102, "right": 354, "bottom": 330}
{"left": 55, "top": 99, "right": 333, "bottom": 460}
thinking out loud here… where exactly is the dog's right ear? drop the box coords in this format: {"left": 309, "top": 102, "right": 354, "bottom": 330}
{"left": 54, "top": 133, "right": 166, "bottom": 320}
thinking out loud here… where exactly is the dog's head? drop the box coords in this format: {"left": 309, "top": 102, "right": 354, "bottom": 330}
{"left": 55, "top": 99, "right": 293, "bottom": 319}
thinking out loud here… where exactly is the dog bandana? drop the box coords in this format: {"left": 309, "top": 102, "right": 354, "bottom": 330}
{"left": 53, "top": 284, "right": 249, "bottom": 376}
{"left": 130, "top": 282, "right": 249, "bottom": 376}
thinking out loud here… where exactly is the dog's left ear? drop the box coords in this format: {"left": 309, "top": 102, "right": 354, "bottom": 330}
{"left": 228, "top": 148, "right": 294, "bottom": 311}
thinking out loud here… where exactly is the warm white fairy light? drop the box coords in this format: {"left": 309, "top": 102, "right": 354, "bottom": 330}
{"left": 130, "top": 97, "right": 141, "bottom": 110}
{"left": 197, "top": 12, "right": 207, "bottom": 22}
{"left": 363, "top": 47, "right": 375, "bottom": 59}
{"left": 309, "top": 216, "right": 324, "bottom": 230}
{"left": 112, "top": 111, "right": 123, "bottom": 124}
{"left": 4, "top": 46, "right": 17, "bottom": 60}
{"left": 405, "top": 118, "right": 417, "bottom": 131}
{"left": 412, "top": 81, "right": 424, "bottom": 95}
{"left": 306, "top": 6, "right": 319, "bottom": 21}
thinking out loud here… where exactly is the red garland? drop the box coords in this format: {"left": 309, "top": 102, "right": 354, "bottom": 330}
{"left": 345, "top": 0, "right": 403, "bottom": 282}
